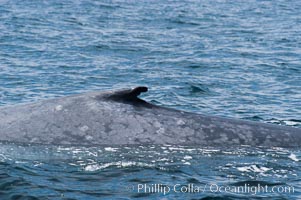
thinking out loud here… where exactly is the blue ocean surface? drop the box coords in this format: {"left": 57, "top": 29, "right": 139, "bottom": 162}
{"left": 0, "top": 0, "right": 300, "bottom": 199}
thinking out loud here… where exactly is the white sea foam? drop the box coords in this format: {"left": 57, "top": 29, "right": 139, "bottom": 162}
{"left": 104, "top": 147, "right": 119, "bottom": 152}
{"left": 237, "top": 165, "right": 271, "bottom": 173}
{"left": 288, "top": 153, "right": 299, "bottom": 162}
{"left": 183, "top": 155, "right": 193, "bottom": 160}
{"left": 84, "top": 161, "right": 159, "bottom": 171}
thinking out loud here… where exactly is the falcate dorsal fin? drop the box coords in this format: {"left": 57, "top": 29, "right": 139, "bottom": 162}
{"left": 104, "top": 86, "right": 152, "bottom": 107}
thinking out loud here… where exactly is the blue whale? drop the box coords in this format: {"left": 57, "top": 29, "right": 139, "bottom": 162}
{"left": 0, "top": 87, "right": 300, "bottom": 147}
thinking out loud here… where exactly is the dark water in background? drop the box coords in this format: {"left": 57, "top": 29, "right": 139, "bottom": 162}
{"left": 0, "top": 0, "right": 301, "bottom": 199}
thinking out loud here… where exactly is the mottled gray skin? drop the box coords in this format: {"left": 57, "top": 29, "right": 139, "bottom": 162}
{"left": 0, "top": 87, "right": 300, "bottom": 147}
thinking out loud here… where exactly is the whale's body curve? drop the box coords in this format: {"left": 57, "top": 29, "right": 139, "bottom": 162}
{"left": 0, "top": 87, "right": 300, "bottom": 147}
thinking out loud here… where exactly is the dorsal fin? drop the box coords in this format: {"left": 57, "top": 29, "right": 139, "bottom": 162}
{"left": 104, "top": 86, "right": 152, "bottom": 107}
{"left": 126, "top": 86, "right": 148, "bottom": 99}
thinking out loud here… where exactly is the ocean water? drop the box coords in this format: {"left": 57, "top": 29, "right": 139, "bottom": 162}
{"left": 0, "top": 0, "right": 300, "bottom": 199}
